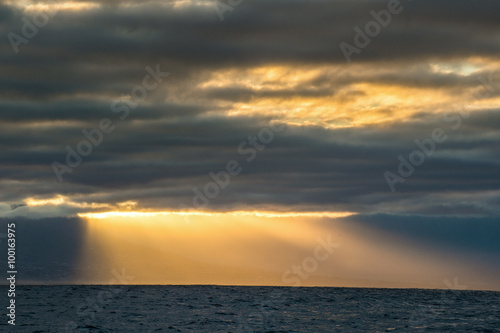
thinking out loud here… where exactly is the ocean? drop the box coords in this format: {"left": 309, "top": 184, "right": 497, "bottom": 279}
{"left": 4, "top": 285, "right": 499, "bottom": 332}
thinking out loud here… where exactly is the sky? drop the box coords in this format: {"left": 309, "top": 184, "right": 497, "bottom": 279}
{"left": 0, "top": 0, "right": 499, "bottom": 290}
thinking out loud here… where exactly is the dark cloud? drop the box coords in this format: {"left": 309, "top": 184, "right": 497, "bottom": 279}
{"left": 0, "top": 0, "right": 499, "bottom": 219}
{"left": 2, "top": 110, "right": 499, "bottom": 217}
{"left": 2, "top": 0, "right": 500, "bottom": 72}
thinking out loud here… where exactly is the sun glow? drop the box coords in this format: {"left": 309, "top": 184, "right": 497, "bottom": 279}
{"left": 23, "top": 1, "right": 101, "bottom": 12}
{"left": 24, "top": 195, "right": 134, "bottom": 210}
{"left": 25, "top": 195, "right": 66, "bottom": 206}
{"left": 78, "top": 210, "right": 356, "bottom": 220}
{"left": 73, "top": 212, "right": 489, "bottom": 289}
{"left": 193, "top": 61, "right": 494, "bottom": 129}
{"left": 77, "top": 211, "right": 347, "bottom": 285}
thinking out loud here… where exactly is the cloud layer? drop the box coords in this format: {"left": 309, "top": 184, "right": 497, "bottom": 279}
{"left": 0, "top": 0, "right": 499, "bottom": 218}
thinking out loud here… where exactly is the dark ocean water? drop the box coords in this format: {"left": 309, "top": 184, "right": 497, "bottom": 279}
{"left": 3, "top": 285, "right": 499, "bottom": 332}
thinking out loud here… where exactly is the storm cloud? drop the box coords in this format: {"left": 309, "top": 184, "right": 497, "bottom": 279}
{"left": 0, "top": 0, "right": 499, "bottom": 219}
